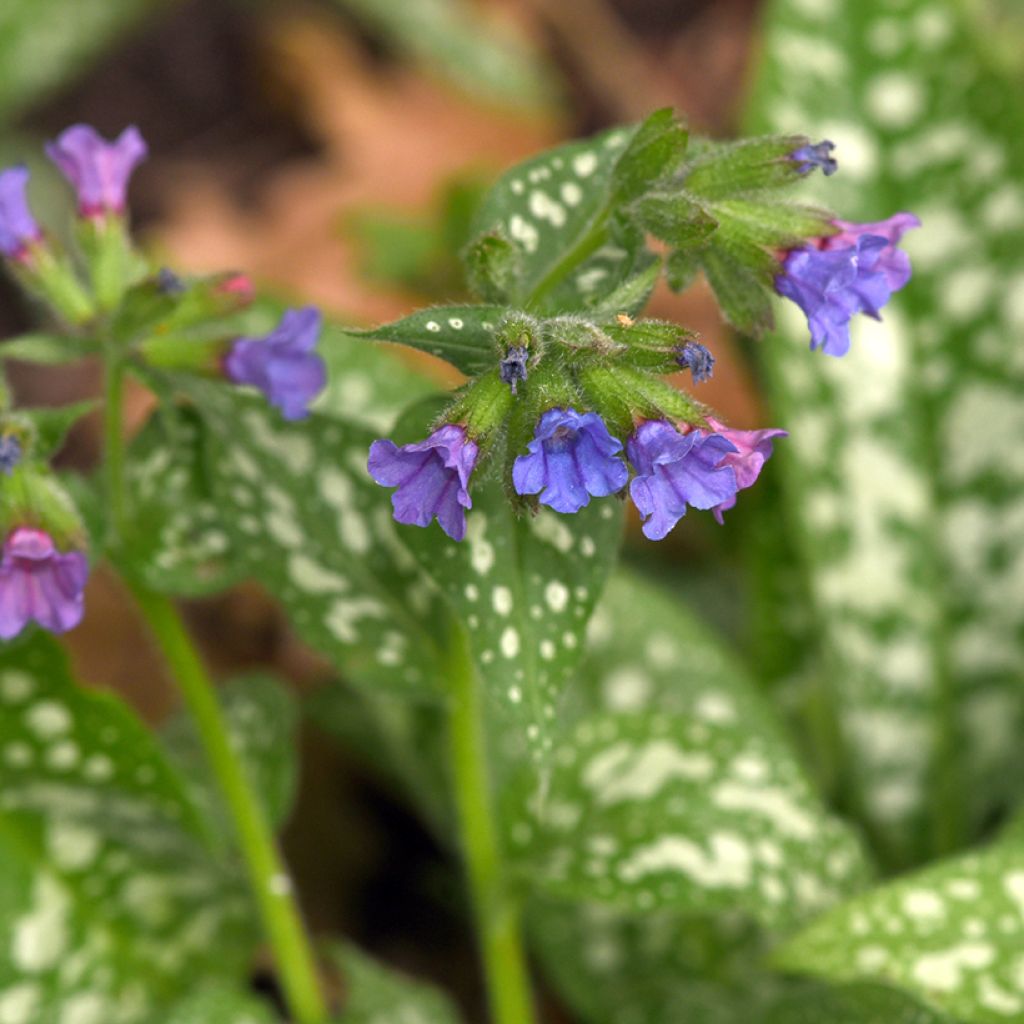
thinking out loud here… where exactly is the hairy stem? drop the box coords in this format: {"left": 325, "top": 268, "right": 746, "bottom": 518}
{"left": 131, "top": 586, "right": 328, "bottom": 1024}
{"left": 447, "top": 621, "right": 536, "bottom": 1024}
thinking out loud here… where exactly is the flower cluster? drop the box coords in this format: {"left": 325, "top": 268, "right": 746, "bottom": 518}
{"left": 370, "top": 405, "right": 785, "bottom": 542}
{"left": 0, "top": 124, "right": 331, "bottom": 644}
{"left": 368, "top": 136, "right": 917, "bottom": 542}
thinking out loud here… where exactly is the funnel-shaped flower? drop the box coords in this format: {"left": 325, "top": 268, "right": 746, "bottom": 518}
{"left": 0, "top": 166, "right": 41, "bottom": 260}
{"left": 46, "top": 124, "right": 148, "bottom": 217}
{"left": 369, "top": 424, "right": 479, "bottom": 541}
{"left": 0, "top": 527, "right": 88, "bottom": 639}
{"left": 703, "top": 417, "right": 787, "bottom": 523}
{"left": 225, "top": 306, "right": 326, "bottom": 420}
{"left": 627, "top": 420, "right": 738, "bottom": 540}
{"left": 513, "top": 408, "right": 628, "bottom": 514}
{"left": 775, "top": 213, "right": 919, "bottom": 356}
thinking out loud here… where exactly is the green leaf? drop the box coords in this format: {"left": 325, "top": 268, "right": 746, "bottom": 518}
{"left": 0, "top": 333, "right": 97, "bottom": 364}
{"left": 631, "top": 191, "right": 719, "bottom": 248}
{"left": 463, "top": 231, "right": 524, "bottom": 305}
{"left": 332, "top": 942, "right": 463, "bottom": 1023}
{"left": 0, "top": 0, "right": 156, "bottom": 122}
{"left": 776, "top": 838, "right": 1024, "bottom": 1023}
{"left": 393, "top": 405, "right": 625, "bottom": 763}
{"left": 696, "top": 245, "right": 776, "bottom": 337}
{"left": 163, "top": 674, "right": 299, "bottom": 841}
{"left": 164, "top": 985, "right": 279, "bottom": 1024}
{"left": 765, "top": 983, "right": 956, "bottom": 1024}
{"left": 312, "top": 318, "right": 439, "bottom": 430}
{"left": 122, "top": 405, "right": 242, "bottom": 597}
{"left": 181, "top": 378, "right": 445, "bottom": 698}
{"left": 17, "top": 400, "right": 97, "bottom": 462}
{"left": 350, "top": 305, "right": 506, "bottom": 377}
{"left": 747, "top": 0, "right": 1024, "bottom": 859}
{"left": 683, "top": 135, "right": 810, "bottom": 199}
{"left": 611, "top": 108, "right": 689, "bottom": 202}
{"left": 0, "top": 634, "right": 254, "bottom": 1022}
{"left": 468, "top": 125, "right": 638, "bottom": 309}
{"left": 508, "top": 569, "right": 869, "bottom": 926}
{"left": 529, "top": 900, "right": 792, "bottom": 1024}
{"left": 330, "top": 0, "right": 556, "bottom": 112}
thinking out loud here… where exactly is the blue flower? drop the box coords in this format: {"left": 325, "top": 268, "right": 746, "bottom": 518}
{"left": 513, "top": 408, "right": 628, "bottom": 514}
{"left": 0, "top": 166, "right": 41, "bottom": 260}
{"left": 0, "top": 435, "right": 22, "bottom": 475}
{"left": 46, "top": 124, "right": 147, "bottom": 217}
{"left": 774, "top": 213, "right": 919, "bottom": 357}
{"left": 791, "top": 139, "right": 837, "bottom": 176}
{"left": 225, "top": 306, "right": 326, "bottom": 420}
{"left": 626, "top": 420, "right": 738, "bottom": 540}
{"left": 368, "top": 424, "right": 479, "bottom": 541}
{"left": 676, "top": 341, "right": 715, "bottom": 383}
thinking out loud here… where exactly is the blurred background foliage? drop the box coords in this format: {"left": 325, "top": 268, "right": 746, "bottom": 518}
{"left": 1, "top": 0, "right": 1022, "bottom": 1021}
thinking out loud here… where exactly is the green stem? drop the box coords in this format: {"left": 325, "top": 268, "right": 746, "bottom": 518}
{"left": 446, "top": 621, "right": 537, "bottom": 1024}
{"left": 103, "top": 353, "right": 128, "bottom": 542}
{"left": 101, "top": 350, "right": 326, "bottom": 1023}
{"left": 130, "top": 585, "right": 328, "bottom": 1024}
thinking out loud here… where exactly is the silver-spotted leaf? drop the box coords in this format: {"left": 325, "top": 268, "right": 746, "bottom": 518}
{"left": 350, "top": 305, "right": 506, "bottom": 378}
{"left": 776, "top": 838, "right": 1024, "bottom": 1023}
{"left": 123, "top": 406, "right": 242, "bottom": 598}
{"left": 506, "top": 570, "right": 869, "bottom": 929}
{"left": 468, "top": 125, "right": 641, "bottom": 310}
{"left": 181, "top": 378, "right": 444, "bottom": 697}
{"left": 398, "top": 464, "right": 625, "bottom": 765}
{"left": 747, "top": 0, "right": 1024, "bottom": 863}
{"left": 0, "top": 635, "right": 253, "bottom": 1023}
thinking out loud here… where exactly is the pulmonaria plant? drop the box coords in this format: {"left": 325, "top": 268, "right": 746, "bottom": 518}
{"left": 366, "top": 117, "right": 917, "bottom": 543}
{"left": 0, "top": 108, "right": 925, "bottom": 1024}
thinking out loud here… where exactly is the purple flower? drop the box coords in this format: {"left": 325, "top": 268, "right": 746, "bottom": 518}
{"left": 368, "top": 425, "right": 479, "bottom": 541}
{"left": 774, "top": 213, "right": 919, "bottom": 356}
{"left": 626, "top": 420, "right": 738, "bottom": 540}
{"left": 0, "top": 527, "right": 88, "bottom": 639}
{"left": 791, "top": 140, "right": 837, "bottom": 176}
{"left": 676, "top": 341, "right": 715, "bottom": 383}
{"left": 45, "top": 124, "right": 148, "bottom": 217}
{"left": 0, "top": 166, "right": 42, "bottom": 260}
{"left": 513, "top": 408, "right": 628, "bottom": 514}
{"left": 0, "top": 435, "right": 22, "bottom": 475}
{"left": 704, "top": 417, "right": 787, "bottom": 523}
{"left": 225, "top": 306, "right": 326, "bottom": 420}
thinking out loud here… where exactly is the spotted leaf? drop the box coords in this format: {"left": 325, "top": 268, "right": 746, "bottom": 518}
{"left": 122, "top": 405, "right": 242, "bottom": 597}
{"left": 776, "top": 838, "right": 1024, "bottom": 1023}
{"left": 506, "top": 571, "right": 869, "bottom": 930}
{"left": 332, "top": 941, "right": 463, "bottom": 1023}
{"left": 163, "top": 986, "right": 279, "bottom": 1024}
{"left": 351, "top": 305, "right": 506, "bottom": 377}
{"left": 0, "top": 634, "right": 254, "bottom": 1023}
{"left": 468, "top": 124, "right": 646, "bottom": 311}
{"left": 747, "top": 0, "right": 1024, "bottom": 862}
{"left": 180, "top": 377, "right": 445, "bottom": 697}
{"left": 396, "top": 454, "right": 625, "bottom": 766}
